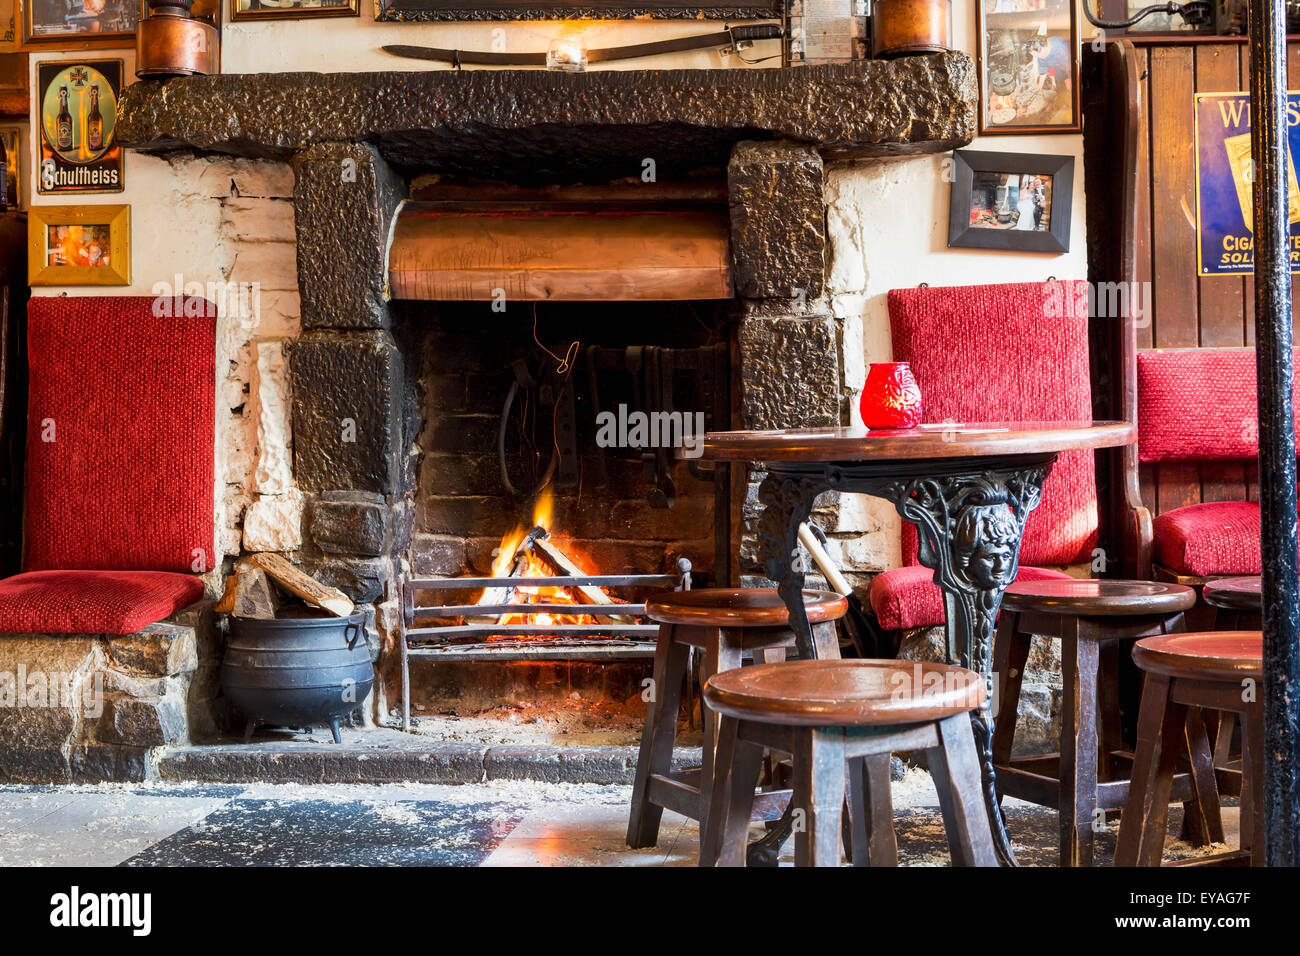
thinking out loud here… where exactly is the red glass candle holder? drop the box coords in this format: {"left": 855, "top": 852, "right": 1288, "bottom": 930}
{"left": 859, "top": 362, "right": 923, "bottom": 428}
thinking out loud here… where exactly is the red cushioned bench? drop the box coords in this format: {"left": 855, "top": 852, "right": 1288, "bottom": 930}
{"left": 0, "top": 297, "right": 215, "bottom": 635}
{"left": 867, "top": 280, "right": 1097, "bottom": 632}
{"left": 1122, "top": 347, "right": 1300, "bottom": 582}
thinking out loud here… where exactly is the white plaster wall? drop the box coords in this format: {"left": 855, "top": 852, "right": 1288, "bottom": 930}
{"left": 820, "top": 4, "right": 1091, "bottom": 576}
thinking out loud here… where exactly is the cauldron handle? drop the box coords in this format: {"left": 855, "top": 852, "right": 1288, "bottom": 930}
{"left": 344, "top": 621, "right": 362, "bottom": 650}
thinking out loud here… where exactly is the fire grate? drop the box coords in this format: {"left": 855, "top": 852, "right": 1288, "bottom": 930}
{"left": 396, "top": 529, "right": 690, "bottom": 730}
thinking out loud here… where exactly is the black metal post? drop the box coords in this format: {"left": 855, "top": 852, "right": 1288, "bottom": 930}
{"left": 1248, "top": 0, "right": 1300, "bottom": 866}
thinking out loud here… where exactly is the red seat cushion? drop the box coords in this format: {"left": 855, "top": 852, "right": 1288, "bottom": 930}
{"left": 23, "top": 297, "right": 216, "bottom": 574}
{"left": 1137, "top": 348, "right": 1300, "bottom": 462}
{"left": 868, "top": 565, "right": 1074, "bottom": 631}
{"left": 888, "top": 281, "right": 1098, "bottom": 567}
{"left": 1151, "top": 500, "right": 1261, "bottom": 577}
{"left": 0, "top": 571, "right": 204, "bottom": 635}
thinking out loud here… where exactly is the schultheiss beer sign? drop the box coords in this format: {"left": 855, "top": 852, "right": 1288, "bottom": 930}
{"left": 37, "top": 60, "right": 123, "bottom": 196}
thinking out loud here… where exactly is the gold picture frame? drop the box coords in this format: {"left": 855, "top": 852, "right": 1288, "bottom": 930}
{"left": 28, "top": 203, "right": 131, "bottom": 286}
{"left": 22, "top": 0, "right": 141, "bottom": 48}
{"left": 0, "top": 124, "right": 22, "bottom": 208}
{"left": 231, "top": 0, "right": 359, "bottom": 21}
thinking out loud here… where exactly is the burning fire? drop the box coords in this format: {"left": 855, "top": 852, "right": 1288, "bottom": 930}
{"left": 484, "top": 491, "right": 601, "bottom": 636}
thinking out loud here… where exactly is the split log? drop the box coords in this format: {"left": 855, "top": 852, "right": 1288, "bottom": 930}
{"left": 248, "top": 552, "right": 354, "bottom": 617}
{"left": 214, "top": 561, "right": 279, "bottom": 619}
{"left": 533, "top": 536, "right": 636, "bottom": 624}
{"left": 469, "top": 525, "right": 547, "bottom": 624}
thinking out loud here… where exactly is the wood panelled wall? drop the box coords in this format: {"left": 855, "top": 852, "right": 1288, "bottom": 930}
{"left": 1089, "top": 40, "right": 1300, "bottom": 524}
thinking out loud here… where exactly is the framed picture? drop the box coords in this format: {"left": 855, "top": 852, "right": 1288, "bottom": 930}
{"left": 232, "top": 0, "right": 359, "bottom": 20}
{"left": 0, "top": 0, "right": 18, "bottom": 53}
{"left": 36, "top": 59, "right": 123, "bottom": 195}
{"left": 0, "top": 125, "right": 22, "bottom": 208}
{"left": 23, "top": 0, "right": 141, "bottom": 47}
{"left": 976, "top": 0, "right": 1080, "bottom": 135}
{"left": 28, "top": 204, "right": 131, "bottom": 286}
{"left": 947, "top": 149, "right": 1074, "bottom": 253}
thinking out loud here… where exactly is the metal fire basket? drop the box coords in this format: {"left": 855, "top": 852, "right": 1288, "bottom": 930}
{"left": 396, "top": 558, "right": 691, "bottom": 731}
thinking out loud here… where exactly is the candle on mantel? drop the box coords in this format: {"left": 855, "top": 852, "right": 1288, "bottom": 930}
{"left": 546, "top": 36, "right": 588, "bottom": 73}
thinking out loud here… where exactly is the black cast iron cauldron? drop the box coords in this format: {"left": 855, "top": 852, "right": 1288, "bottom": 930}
{"left": 223, "top": 610, "right": 374, "bottom": 744}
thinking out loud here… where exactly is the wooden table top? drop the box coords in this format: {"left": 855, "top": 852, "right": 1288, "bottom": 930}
{"left": 691, "top": 421, "right": 1136, "bottom": 462}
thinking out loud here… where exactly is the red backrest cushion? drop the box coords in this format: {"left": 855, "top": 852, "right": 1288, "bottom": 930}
{"left": 23, "top": 296, "right": 216, "bottom": 573}
{"left": 1136, "top": 347, "right": 1300, "bottom": 462}
{"left": 887, "top": 280, "right": 1098, "bottom": 567}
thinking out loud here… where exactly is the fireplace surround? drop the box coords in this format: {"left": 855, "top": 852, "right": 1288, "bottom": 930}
{"left": 112, "top": 57, "right": 978, "bottom": 726}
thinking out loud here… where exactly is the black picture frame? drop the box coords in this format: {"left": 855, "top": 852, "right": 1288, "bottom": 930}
{"left": 374, "top": 0, "right": 780, "bottom": 20}
{"left": 947, "top": 149, "right": 1074, "bottom": 254}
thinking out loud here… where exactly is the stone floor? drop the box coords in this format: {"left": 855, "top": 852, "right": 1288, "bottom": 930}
{"left": 0, "top": 768, "right": 1238, "bottom": 867}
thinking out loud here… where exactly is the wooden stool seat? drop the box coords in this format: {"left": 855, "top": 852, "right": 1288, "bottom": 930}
{"left": 627, "top": 588, "right": 846, "bottom": 854}
{"left": 1002, "top": 579, "right": 1197, "bottom": 617}
{"left": 1118, "top": 631, "right": 1264, "bottom": 867}
{"left": 1201, "top": 577, "right": 1263, "bottom": 613}
{"left": 701, "top": 660, "right": 996, "bottom": 867}
{"left": 703, "top": 659, "right": 983, "bottom": 727}
{"left": 645, "top": 588, "right": 847, "bottom": 627}
{"left": 993, "top": 578, "right": 1198, "bottom": 866}
{"left": 1131, "top": 631, "right": 1263, "bottom": 681}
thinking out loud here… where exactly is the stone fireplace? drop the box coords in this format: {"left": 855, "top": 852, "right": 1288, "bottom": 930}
{"left": 114, "top": 58, "right": 978, "bottom": 731}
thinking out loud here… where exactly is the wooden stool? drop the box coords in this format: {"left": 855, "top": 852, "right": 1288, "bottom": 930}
{"left": 993, "top": 579, "right": 1197, "bottom": 867}
{"left": 626, "top": 588, "right": 846, "bottom": 849}
{"left": 1201, "top": 577, "right": 1258, "bottom": 795}
{"left": 1203, "top": 576, "right": 1262, "bottom": 630}
{"left": 700, "top": 659, "right": 996, "bottom": 867}
{"left": 1117, "top": 632, "right": 1263, "bottom": 867}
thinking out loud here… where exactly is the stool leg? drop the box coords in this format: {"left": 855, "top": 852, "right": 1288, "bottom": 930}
{"left": 1116, "top": 672, "right": 1182, "bottom": 866}
{"left": 627, "top": 624, "right": 691, "bottom": 848}
{"left": 847, "top": 754, "right": 898, "bottom": 866}
{"left": 1181, "top": 705, "right": 1225, "bottom": 847}
{"left": 1240, "top": 706, "right": 1266, "bottom": 866}
{"left": 714, "top": 720, "right": 764, "bottom": 868}
{"left": 992, "top": 611, "right": 1031, "bottom": 767}
{"left": 1212, "top": 710, "right": 1237, "bottom": 771}
{"left": 701, "top": 712, "right": 737, "bottom": 866}
{"left": 792, "top": 728, "right": 846, "bottom": 867}
{"left": 1097, "top": 640, "right": 1124, "bottom": 782}
{"left": 1060, "top": 620, "right": 1100, "bottom": 867}
{"left": 928, "top": 713, "right": 998, "bottom": 866}
{"left": 701, "top": 628, "right": 743, "bottom": 815}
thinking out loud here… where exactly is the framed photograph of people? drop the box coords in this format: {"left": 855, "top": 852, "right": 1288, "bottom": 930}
{"left": 231, "top": 0, "right": 359, "bottom": 21}
{"left": 976, "top": 0, "right": 1081, "bottom": 134}
{"left": 947, "top": 149, "right": 1074, "bottom": 253}
{"left": 27, "top": 203, "right": 131, "bottom": 286}
{"left": 23, "top": 0, "right": 141, "bottom": 46}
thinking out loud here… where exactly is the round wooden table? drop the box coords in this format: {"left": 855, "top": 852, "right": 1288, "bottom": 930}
{"left": 694, "top": 420, "right": 1136, "bottom": 866}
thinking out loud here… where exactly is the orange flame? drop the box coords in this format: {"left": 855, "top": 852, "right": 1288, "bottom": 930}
{"left": 482, "top": 491, "right": 600, "bottom": 639}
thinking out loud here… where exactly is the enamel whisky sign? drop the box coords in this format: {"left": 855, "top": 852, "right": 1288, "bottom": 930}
{"left": 36, "top": 60, "right": 123, "bottom": 196}
{"left": 1194, "top": 90, "right": 1300, "bottom": 276}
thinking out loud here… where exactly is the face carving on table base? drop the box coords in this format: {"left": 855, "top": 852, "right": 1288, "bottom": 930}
{"left": 953, "top": 506, "right": 1020, "bottom": 592}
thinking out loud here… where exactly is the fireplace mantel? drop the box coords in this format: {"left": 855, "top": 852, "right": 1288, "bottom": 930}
{"left": 115, "top": 56, "right": 977, "bottom": 182}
